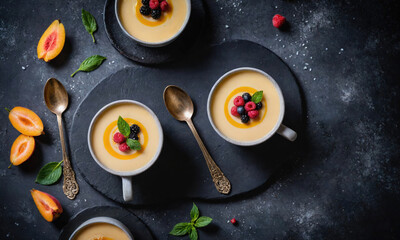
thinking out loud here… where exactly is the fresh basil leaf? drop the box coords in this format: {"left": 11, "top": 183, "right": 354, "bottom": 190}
{"left": 169, "top": 222, "right": 191, "bottom": 236}
{"left": 194, "top": 216, "right": 212, "bottom": 228}
{"left": 190, "top": 203, "right": 199, "bottom": 222}
{"left": 189, "top": 226, "right": 198, "bottom": 240}
{"left": 81, "top": 9, "right": 97, "bottom": 43}
{"left": 35, "top": 161, "right": 63, "bottom": 185}
{"left": 251, "top": 90, "right": 264, "bottom": 103}
{"left": 117, "top": 116, "right": 130, "bottom": 137}
{"left": 71, "top": 55, "right": 106, "bottom": 77}
{"left": 126, "top": 139, "right": 141, "bottom": 150}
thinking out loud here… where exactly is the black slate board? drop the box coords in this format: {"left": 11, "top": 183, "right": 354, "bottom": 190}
{"left": 103, "top": 0, "right": 206, "bottom": 64}
{"left": 59, "top": 206, "right": 153, "bottom": 240}
{"left": 70, "top": 40, "right": 304, "bottom": 205}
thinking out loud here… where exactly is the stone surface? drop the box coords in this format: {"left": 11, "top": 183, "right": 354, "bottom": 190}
{"left": 0, "top": 0, "right": 399, "bottom": 239}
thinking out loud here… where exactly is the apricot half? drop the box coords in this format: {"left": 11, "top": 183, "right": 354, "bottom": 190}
{"left": 7, "top": 106, "right": 44, "bottom": 136}
{"left": 31, "top": 189, "right": 63, "bottom": 222}
{"left": 10, "top": 134, "right": 35, "bottom": 166}
{"left": 37, "top": 20, "right": 65, "bottom": 62}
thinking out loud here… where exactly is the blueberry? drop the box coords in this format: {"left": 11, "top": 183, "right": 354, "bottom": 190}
{"left": 129, "top": 132, "right": 139, "bottom": 140}
{"left": 237, "top": 106, "right": 245, "bottom": 115}
{"left": 241, "top": 114, "right": 249, "bottom": 123}
{"left": 242, "top": 93, "right": 252, "bottom": 102}
{"left": 130, "top": 124, "right": 140, "bottom": 135}
{"left": 256, "top": 102, "right": 262, "bottom": 110}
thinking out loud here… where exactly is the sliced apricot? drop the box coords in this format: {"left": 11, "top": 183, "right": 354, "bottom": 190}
{"left": 37, "top": 20, "right": 65, "bottom": 62}
{"left": 10, "top": 134, "right": 35, "bottom": 166}
{"left": 31, "top": 189, "right": 63, "bottom": 222}
{"left": 8, "top": 106, "right": 44, "bottom": 136}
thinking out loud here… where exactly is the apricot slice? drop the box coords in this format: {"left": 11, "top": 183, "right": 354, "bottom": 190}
{"left": 10, "top": 134, "right": 35, "bottom": 166}
{"left": 7, "top": 106, "right": 44, "bottom": 136}
{"left": 30, "top": 189, "right": 63, "bottom": 222}
{"left": 37, "top": 20, "right": 65, "bottom": 62}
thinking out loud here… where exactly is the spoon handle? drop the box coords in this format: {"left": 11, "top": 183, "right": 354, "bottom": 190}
{"left": 57, "top": 114, "right": 79, "bottom": 199}
{"left": 186, "top": 118, "right": 231, "bottom": 194}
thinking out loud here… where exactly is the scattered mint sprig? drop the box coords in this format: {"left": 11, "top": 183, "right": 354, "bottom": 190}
{"left": 35, "top": 160, "right": 63, "bottom": 185}
{"left": 81, "top": 9, "right": 98, "bottom": 43}
{"left": 170, "top": 203, "right": 212, "bottom": 240}
{"left": 71, "top": 55, "right": 106, "bottom": 77}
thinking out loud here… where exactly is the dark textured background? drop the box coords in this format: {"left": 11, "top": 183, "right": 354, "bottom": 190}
{"left": 1, "top": 0, "right": 400, "bottom": 239}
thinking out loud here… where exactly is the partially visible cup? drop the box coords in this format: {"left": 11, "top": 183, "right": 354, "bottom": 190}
{"left": 207, "top": 67, "right": 297, "bottom": 146}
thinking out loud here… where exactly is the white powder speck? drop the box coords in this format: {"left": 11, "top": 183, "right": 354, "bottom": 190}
{"left": 305, "top": 63, "right": 309, "bottom": 66}
{"left": 21, "top": 66, "right": 25, "bottom": 70}
{"left": 325, "top": 48, "right": 328, "bottom": 50}
{"left": 296, "top": 51, "right": 299, "bottom": 55}
{"left": 313, "top": 78, "right": 316, "bottom": 81}
{"left": 15, "top": 222, "right": 19, "bottom": 226}
{"left": 303, "top": 66, "right": 308, "bottom": 70}
{"left": 340, "top": 48, "right": 344, "bottom": 51}
{"left": 225, "top": 25, "right": 229, "bottom": 29}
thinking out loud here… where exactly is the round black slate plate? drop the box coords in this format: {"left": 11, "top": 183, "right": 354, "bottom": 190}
{"left": 70, "top": 40, "right": 304, "bottom": 205}
{"left": 103, "top": 0, "right": 206, "bottom": 64}
{"left": 58, "top": 206, "right": 153, "bottom": 240}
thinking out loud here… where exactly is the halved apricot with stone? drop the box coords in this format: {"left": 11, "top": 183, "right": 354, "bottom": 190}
{"left": 10, "top": 134, "right": 35, "bottom": 166}
{"left": 37, "top": 20, "right": 65, "bottom": 62}
{"left": 31, "top": 189, "right": 63, "bottom": 222}
{"left": 7, "top": 107, "right": 44, "bottom": 136}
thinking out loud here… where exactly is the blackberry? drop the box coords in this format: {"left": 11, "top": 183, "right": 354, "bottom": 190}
{"left": 129, "top": 132, "right": 139, "bottom": 140}
{"left": 130, "top": 124, "right": 141, "bottom": 135}
{"left": 237, "top": 106, "right": 245, "bottom": 115}
{"left": 256, "top": 102, "right": 262, "bottom": 110}
{"left": 151, "top": 9, "right": 162, "bottom": 19}
{"left": 142, "top": 0, "right": 150, "bottom": 6}
{"left": 241, "top": 114, "right": 249, "bottom": 123}
{"left": 242, "top": 93, "right": 252, "bottom": 102}
{"left": 140, "top": 5, "right": 151, "bottom": 16}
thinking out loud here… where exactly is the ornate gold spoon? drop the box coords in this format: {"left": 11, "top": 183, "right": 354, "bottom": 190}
{"left": 44, "top": 78, "right": 79, "bottom": 199}
{"left": 163, "top": 85, "right": 231, "bottom": 194}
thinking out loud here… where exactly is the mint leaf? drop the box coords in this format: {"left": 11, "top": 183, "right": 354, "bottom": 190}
{"left": 169, "top": 222, "right": 191, "bottom": 236}
{"left": 35, "top": 160, "right": 63, "bottom": 185}
{"left": 189, "top": 226, "right": 198, "bottom": 240}
{"left": 71, "top": 55, "right": 106, "bottom": 77}
{"left": 190, "top": 203, "right": 199, "bottom": 222}
{"left": 117, "top": 116, "right": 130, "bottom": 137}
{"left": 251, "top": 90, "right": 264, "bottom": 103}
{"left": 126, "top": 139, "right": 141, "bottom": 150}
{"left": 194, "top": 216, "right": 212, "bottom": 228}
{"left": 81, "top": 9, "right": 97, "bottom": 43}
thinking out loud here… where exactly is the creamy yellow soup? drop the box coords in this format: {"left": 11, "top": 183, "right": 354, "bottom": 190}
{"left": 118, "top": 0, "right": 188, "bottom": 43}
{"left": 72, "top": 222, "right": 130, "bottom": 240}
{"left": 90, "top": 103, "right": 160, "bottom": 172}
{"left": 210, "top": 70, "right": 282, "bottom": 142}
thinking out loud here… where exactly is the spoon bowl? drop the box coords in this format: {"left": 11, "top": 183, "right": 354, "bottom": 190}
{"left": 44, "top": 78, "right": 69, "bottom": 115}
{"left": 163, "top": 85, "right": 194, "bottom": 121}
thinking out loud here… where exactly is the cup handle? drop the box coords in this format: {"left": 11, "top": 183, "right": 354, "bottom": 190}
{"left": 277, "top": 124, "right": 297, "bottom": 141}
{"left": 122, "top": 176, "right": 133, "bottom": 202}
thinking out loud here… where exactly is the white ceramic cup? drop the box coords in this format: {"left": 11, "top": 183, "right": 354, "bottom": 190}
{"left": 207, "top": 67, "right": 297, "bottom": 146}
{"left": 115, "top": 0, "right": 192, "bottom": 47}
{"left": 87, "top": 100, "right": 164, "bottom": 201}
{"left": 68, "top": 216, "right": 134, "bottom": 240}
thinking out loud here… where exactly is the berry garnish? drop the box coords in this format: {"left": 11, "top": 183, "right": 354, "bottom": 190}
{"left": 245, "top": 101, "right": 256, "bottom": 111}
{"left": 142, "top": 0, "right": 150, "bottom": 6}
{"left": 149, "top": 0, "right": 159, "bottom": 10}
{"left": 160, "top": 0, "right": 169, "bottom": 11}
{"left": 248, "top": 110, "right": 259, "bottom": 119}
{"left": 151, "top": 9, "right": 162, "bottom": 19}
{"left": 233, "top": 96, "right": 245, "bottom": 107}
{"left": 130, "top": 124, "right": 141, "bottom": 135}
{"left": 256, "top": 102, "right": 262, "bottom": 110}
{"left": 242, "top": 93, "right": 251, "bottom": 103}
{"left": 113, "top": 132, "right": 125, "bottom": 144}
{"left": 140, "top": 5, "right": 151, "bottom": 15}
{"left": 230, "top": 218, "right": 237, "bottom": 224}
{"left": 241, "top": 114, "right": 249, "bottom": 123}
{"left": 231, "top": 106, "right": 240, "bottom": 117}
{"left": 237, "top": 106, "right": 245, "bottom": 115}
{"left": 119, "top": 142, "right": 130, "bottom": 152}
{"left": 129, "top": 133, "right": 139, "bottom": 140}
{"left": 272, "top": 14, "right": 286, "bottom": 28}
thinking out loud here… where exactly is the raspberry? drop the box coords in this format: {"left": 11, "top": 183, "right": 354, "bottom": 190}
{"left": 119, "top": 143, "right": 130, "bottom": 152}
{"left": 149, "top": 0, "right": 159, "bottom": 10}
{"left": 230, "top": 218, "right": 237, "bottom": 224}
{"left": 245, "top": 101, "right": 256, "bottom": 111}
{"left": 113, "top": 132, "right": 125, "bottom": 144}
{"left": 248, "top": 110, "right": 259, "bottom": 119}
{"left": 233, "top": 96, "right": 245, "bottom": 107}
{"left": 160, "top": 1, "right": 168, "bottom": 11}
{"left": 272, "top": 14, "right": 286, "bottom": 28}
{"left": 231, "top": 106, "right": 240, "bottom": 117}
